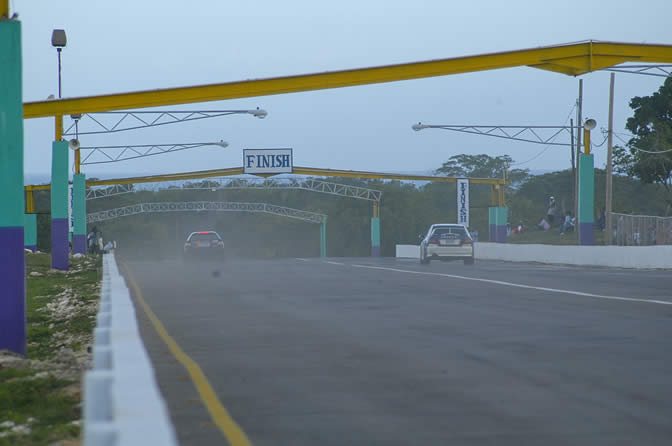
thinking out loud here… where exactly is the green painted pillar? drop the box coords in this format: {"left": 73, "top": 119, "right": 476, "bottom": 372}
{"left": 72, "top": 174, "right": 87, "bottom": 254}
{"left": 320, "top": 218, "right": 327, "bottom": 258}
{"left": 495, "top": 207, "right": 508, "bottom": 243}
{"left": 0, "top": 17, "right": 27, "bottom": 355}
{"left": 51, "top": 141, "right": 70, "bottom": 270}
{"left": 370, "top": 217, "right": 380, "bottom": 256}
{"left": 578, "top": 153, "right": 595, "bottom": 245}
{"left": 24, "top": 214, "right": 37, "bottom": 252}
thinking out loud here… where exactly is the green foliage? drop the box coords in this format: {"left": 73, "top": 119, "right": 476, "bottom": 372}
{"left": 613, "top": 77, "right": 672, "bottom": 208}
{"left": 435, "top": 153, "right": 530, "bottom": 189}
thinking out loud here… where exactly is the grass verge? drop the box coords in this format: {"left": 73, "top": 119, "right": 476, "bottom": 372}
{"left": 0, "top": 253, "right": 101, "bottom": 446}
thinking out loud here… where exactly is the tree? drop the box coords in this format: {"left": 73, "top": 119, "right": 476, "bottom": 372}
{"left": 613, "top": 77, "right": 672, "bottom": 211}
{"left": 435, "top": 153, "right": 530, "bottom": 190}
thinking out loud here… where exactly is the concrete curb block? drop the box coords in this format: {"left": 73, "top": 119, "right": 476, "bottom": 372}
{"left": 83, "top": 254, "right": 178, "bottom": 446}
{"left": 396, "top": 243, "right": 672, "bottom": 269}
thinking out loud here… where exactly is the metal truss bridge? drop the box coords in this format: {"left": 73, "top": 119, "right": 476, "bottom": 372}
{"left": 87, "top": 201, "right": 326, "bottom": 225}
{"left": 86, "top": 177, "right": 383, "bottom": 203}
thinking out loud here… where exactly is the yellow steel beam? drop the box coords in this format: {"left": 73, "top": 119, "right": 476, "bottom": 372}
{"left": 24, "top": 165, "right": 507, "bottom": 193}
{"left": 1, "top": 0, "right": 9, "bottom": 18}
{"left": 23, "top": 41, "right": 672, "bottom": 119}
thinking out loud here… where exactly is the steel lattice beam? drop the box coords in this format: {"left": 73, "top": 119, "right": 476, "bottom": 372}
{"left": 413, "top": 124, "right": 575, "bottom": 146}
{"left": 87, "top": 201, "right": 326, "bottom": 225}
{"left": 87, "top": 178, "right": 382, "bottom": 202}
{"left": 63, "top": 109, "right": 266, "bottom": 136}
{"left": 602, "top": 64, "right": 672, "bottom": 77}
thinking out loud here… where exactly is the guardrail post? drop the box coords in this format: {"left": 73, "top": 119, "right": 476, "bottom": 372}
{"left": 73, "top": 173, "right": 87, "bottom": 254}
{"left": 578, "top": 153, "right": 595, "bottom": 245}
{"left": 51, "top": 140, "right": 70, "bottom": 269}
{"left": 0, "top": 16, "right": 26, "bottom": 355}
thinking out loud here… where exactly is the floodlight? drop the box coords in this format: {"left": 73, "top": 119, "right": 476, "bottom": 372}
{"left": 412, "top": 122, "right": 427, "bottom": 131}
{"left": 68, "top": 139, "right": 80, "bottom": 150}
{"left": 51, "top": 29, "right": 67, "bottom": 48}
{"left": 584, "top": 119, "right": 597, "bottom": 130}
{"left": 251, "top": 108, "right": 268, "bottom": 119}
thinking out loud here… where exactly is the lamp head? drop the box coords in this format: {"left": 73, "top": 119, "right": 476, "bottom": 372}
{"left": 68, "top": 139, "right": 80, "bottom": 150}
{"left": 70, "top": 113, "right": 82, "bottom": 121}
{"left": 412, "top": 122, "right": 427, "bottom": 131}
{"left": 51, "top": 29, "right": 67, "bottom": 48}
{"left": 251, "top": 108, "right": 268, "bottom": 119}
{"left": 584, "top": 119, "right": 597, "bottom": 131}
{"left": 214, "top": 140, "right": 229, "bottom": 148}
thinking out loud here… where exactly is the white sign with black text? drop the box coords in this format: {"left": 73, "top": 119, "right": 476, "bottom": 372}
{"left": 457, "top": 178, "right": 470, "bottom": 229}
{"left": 243, "top": 148, "right": 293, "bottom": 175}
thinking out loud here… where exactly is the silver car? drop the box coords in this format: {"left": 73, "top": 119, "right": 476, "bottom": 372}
{"left": 420, "top": 224, "right": 474, "bottom": 265}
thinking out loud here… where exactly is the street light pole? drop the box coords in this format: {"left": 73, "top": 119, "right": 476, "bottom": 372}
{"left": 578, "top": 118, "right": 596, "bottom": 246}
{"left": 605, "top": 73, "right": 616, "bottom": 245}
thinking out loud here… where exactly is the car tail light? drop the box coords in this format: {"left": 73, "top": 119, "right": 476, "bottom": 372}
{"left": 462, "top": 238, "right": 473, "bottom": 245}
{"left": 429, "top": 238, "right": 439, "bottom": 245}
{"left": 217, "top": 241, "right": 223, "bottom": 246}
{"left": 185, "top": 242, "right": 192, "bottom": 247}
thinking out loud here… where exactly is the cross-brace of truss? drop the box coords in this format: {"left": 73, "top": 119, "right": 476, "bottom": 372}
{"left": 86, "top": 201, "right": 326, "bottom": 225}
{"left": 86, "top": 177, "right": 383, "bottom": 202}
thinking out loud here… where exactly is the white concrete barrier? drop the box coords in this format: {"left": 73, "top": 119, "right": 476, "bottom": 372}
{"left": 84, "top": 254, "right": 178, "bottom": 446}
{"left": 396, "top": 243, "right": 672, "bottom": 269}
{"left": 396, "top": 244, "right": 420, "bottom": 258}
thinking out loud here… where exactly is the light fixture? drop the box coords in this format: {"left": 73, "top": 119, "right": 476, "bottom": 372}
{"left": 51, "top": 29, "right": 67, "bottom": 48}
{"left": 68, "top": 139, "right": 81, "bottom": 150}
{"left": 412, "top": 122, "right": 428, "bottom": 131}
{"left": 250, "top": 107, "right": 268, "bottom": 119}
{"left": 584, "top": 119, "right": 597, "bottom": 130}
{"left": 213, "top": 140, "right": 229, "bottom": 148}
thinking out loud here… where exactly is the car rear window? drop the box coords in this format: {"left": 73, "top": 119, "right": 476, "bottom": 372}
{"left": 432, "top": 227, "right": 467, "bottom": 237}
{"left": 189, "top": 233, "right": 221, "bottom": 242}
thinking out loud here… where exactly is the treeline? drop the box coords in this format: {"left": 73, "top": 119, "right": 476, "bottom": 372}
{"left": 30, "top": 167, "right": 670, "bottom": 257}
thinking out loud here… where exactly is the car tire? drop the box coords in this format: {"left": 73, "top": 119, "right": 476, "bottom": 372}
{"left": 420, "top": 249, "right": 429, "bottom": 265}
{"left": 464, "top": 257, "right": 475, "bottom": 265}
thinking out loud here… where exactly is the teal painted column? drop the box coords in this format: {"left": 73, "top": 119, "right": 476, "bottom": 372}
{"left": 51, "top": 141, "right": 70, "bottom": 270}
{"left": 72, "top": 174, "right": 87, "bottom": 254}
{"left": 370, "top": 217, "right": 380, "bottom": 256}
{"left": 495, "top": 207, "right": 508, "bottom": 243}
{"left": 578, "top": 153, "right": 595, "bottom": 245}
{"left": 0, "top": 18, "right": 27, "bottom": 355}
{"left": 24, "top": 214, "right": 37, "bottom": 252}
{"left": 320, "top": 218, "right": 327, "bottom": 258}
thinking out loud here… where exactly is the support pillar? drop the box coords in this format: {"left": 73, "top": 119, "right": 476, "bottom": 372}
{"left": 0, "top": 17, "right": 27, "bottom": 355}
{"left": 51, "top": 141, "right": 70, "bottom": 270}
{"left": 371, "top": 201, "right": 380, "bottom": 256}
{"left": 24, "top": 214, "right": 37, "bottom": 252}
{"left": 578, "top": 153, "right": 595, "bottom": 245}
{"left": 489, "top": 206, "right": 508, "bottom": 243}
{"left": 73, "top": 173, "right": 87, "bottom": 254}
{"left": 320, "top": 218, "right": 327, "bottom": 258}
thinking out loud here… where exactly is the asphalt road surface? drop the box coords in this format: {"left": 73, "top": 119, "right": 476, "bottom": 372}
{"left": 123, "top": 256, "right": 672, "bottom": 446}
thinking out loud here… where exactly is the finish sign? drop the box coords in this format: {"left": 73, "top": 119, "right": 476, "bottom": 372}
{"left": 244, "top": 148, "right": 293, "bottom": 175}
{"left": 457, "top": 178, "right": 470, "bottom": 228}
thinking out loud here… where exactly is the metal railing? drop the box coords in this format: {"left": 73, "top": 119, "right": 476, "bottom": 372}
{"left": 611, "top": 212, "right": 672, "bottom": 246}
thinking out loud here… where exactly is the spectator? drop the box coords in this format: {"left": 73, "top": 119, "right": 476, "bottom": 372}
{"left": 597, "top": 207, "right": 606, "bottom": 231}
{"left": 546, "top": 196, "right": 559, "bottom": 226}
{"left": 536, "top": 218, "right": 551, "bottom": 231}
{"left": 560, "top": 211, "right": 575, "bottom": 235}
{"left": 513, "top": 221, "right": 526, "bottom": 234}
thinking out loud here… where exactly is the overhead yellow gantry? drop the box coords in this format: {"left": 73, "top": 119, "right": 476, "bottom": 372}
{"left": 23, "top": 41, "right": 672, "bottom": 119}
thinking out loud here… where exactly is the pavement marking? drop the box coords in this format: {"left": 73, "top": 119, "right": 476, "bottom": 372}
{"left": 347, "top": 263, "right": 672, "bottom": 306}
{"left": 325, "top": 261, "right": 346, "bottom": 266}
{"left": 121, "top": 263, "right": 253, "bottom": 446}
{"left": 296, "top": 258, "right": 310, "bottom": 262}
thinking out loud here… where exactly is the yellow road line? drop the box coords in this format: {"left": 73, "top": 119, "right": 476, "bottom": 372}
{"left": 121, "top": 262, "right": 253, "bottom": 446}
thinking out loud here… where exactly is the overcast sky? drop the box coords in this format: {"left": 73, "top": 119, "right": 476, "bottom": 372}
{"left": 17, "top": 0, "right": 671, "bottom": 181}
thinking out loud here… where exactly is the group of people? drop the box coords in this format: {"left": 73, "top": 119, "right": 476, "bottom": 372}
{"left": 87, "top": 228, "right": 116, "bottom": 254}
{"left": 536, "top": 196, "right": 575, "bottom": 234}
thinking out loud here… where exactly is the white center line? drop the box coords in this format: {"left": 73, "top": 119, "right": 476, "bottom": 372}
{"left": 347, "top": 263, "right": 672, "bottom": 306}
{"left": 325, "top": 261, "right": 345, "bottom": 266}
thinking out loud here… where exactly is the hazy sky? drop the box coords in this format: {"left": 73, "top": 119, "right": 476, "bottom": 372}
{"left": 17, "top": 0, "right": 672, "bottom": 181}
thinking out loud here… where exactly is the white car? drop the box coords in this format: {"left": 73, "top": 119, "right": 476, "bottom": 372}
{"left": 420, "top": 224, "right": 474, "bottom": 265}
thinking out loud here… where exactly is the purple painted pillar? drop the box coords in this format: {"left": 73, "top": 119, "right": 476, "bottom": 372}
{"left": 51, "top": 141, "right": 70, "bottom": 270}
{"left": 0, "top": 228, "right": 26, "bottom": 355}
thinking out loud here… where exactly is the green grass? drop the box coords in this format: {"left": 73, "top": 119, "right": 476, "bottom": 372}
{"left": 507, "top": 228, "right": 606, "bottom": 245}
{"left": 0, "top": 253, "right": 102, "bottom": 445}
